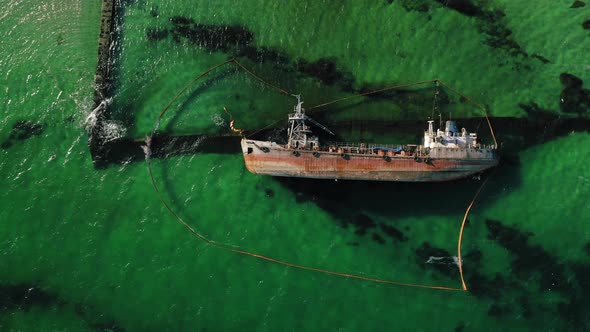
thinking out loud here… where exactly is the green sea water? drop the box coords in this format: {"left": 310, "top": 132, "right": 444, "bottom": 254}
{"left": 1, "top": 0, "right": 590, "bottom": 331}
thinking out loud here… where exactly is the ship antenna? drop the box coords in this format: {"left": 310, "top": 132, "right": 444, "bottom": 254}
{"left": 431, "top": 81, "right": 439, "bottom": 121}
{"left": 292, "top": 94, "right": 303, "bottom": 115}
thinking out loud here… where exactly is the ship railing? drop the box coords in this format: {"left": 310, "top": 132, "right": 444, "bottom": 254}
{"left": 319, "top": 142, "right": 427, "bottom": 157}
{"left": 316, "top": 142, "right": 497, "bottom": 156}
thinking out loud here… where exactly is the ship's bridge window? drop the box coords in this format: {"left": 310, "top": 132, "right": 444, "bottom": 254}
{"left": 247, "top": 147, "right": 253, "bottom": 154}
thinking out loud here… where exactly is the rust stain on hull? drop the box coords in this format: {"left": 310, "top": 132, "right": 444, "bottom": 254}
{"left": 242, "top": 139, "right": 498, "bottom": 182}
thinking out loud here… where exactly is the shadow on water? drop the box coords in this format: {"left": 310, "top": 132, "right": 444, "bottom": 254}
{"left": 276, "top": 176, "right": 484, "bottom": 223}
{"left": 91, "top": 135, "right": 241, "bottom": 169}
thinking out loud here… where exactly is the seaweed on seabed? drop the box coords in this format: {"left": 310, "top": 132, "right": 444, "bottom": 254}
{"left": 168, "top": 16, "right": 254, "bottom": 52}
{"left": 433, "top": 0, "right": 483, "bottom": 17}
{"left": 348, "top": 214, "right": 377, "bottom": 236}
{"left": 296, "top": 57, "right": 355, "bottom": 91}
{"left": 485, "top": 219, "right": 568, "bottom": 291}
{"left": 484, "top": 218, "right": 590, "bottom": 327}
{"left": 487, "top": 304, "right": 513, "bottom": 317}
{"left": 0, "top": 283, "right": 60, "bottom": 310}
{"left": 559, "top": 73, "right": 590, "bottom": 115}
{"left": 237, "top": 46, "right": 291, "bottom": 67}
{"left": 264, "top": 188, "right": 274, "bottom": 198}
{"left": 146, "top": 28, "right": 168, "bottom": 41}
{"left": 394, "top": 0, "right": 430, "bottom": 12}
{"left": 571, "top": 1, "right": 586, "bottom": 8}
{"left": 379, "top": 223, "right": 407, "bottom": 242}
{"left": 1, "top": 120, "right": 44, "bottom": 149}
{"left": 372, "top": 232, "right": 385, "bottom": 244}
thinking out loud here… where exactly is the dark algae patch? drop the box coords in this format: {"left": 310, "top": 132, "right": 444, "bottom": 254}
{"left": 531, "top": 53, "right": 550, "bottom": 64}
{"left": 0, "top": 284, "right": 60, "bottom": 311}
{"left": 559, "top": 73, "right": 590, "bottom": 114}
{"left": 1, "top": 120, "right": 44, "bottom": 149}
{"left": 487, "top": 304, "right": 512, "bottom": 317}
{"left": 433, "top": 0, "right": 482, "bottom": 17}
{"left": 379, "top": 223, "right": 407, "bottom": 242}
{"left": 395, "top": 0, "right": 430, "bottom": 12}
{"left": 0, "top": 283, "right": 125, "bottom": 331}
{"left": 485, "top": 219, "right": 566, "bottom": 291}
{"left": 169, "top": 16, "right": 254, "bottom": 52}
{"left": 349, "top": 214, "right": 377, "bottom": 236}
{"left": 146, "top": 16, "right": 355, "bottom": 90}
{"left": 146, "top": 27, "right": 168, "bottom": 41}
{"left": 396, "top": 0, "right": 540, "bottom": 64}
{"left": 571, "top": 1, "right": 586, "bottom": 8}
{"left": 296, "top": 57, "right": 355, "bottom": 90}
{"left": 483, "top": 219, "right": 590, "bottom": 328}
{"left": 372, "top": 232, "right": 386, "bottom": 244}
{"left": 264, "top": 188, "right": 274, "bottom": 198}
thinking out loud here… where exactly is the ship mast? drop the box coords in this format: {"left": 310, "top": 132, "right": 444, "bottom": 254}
{"left": 287, "top": 95, "right": 312, "bottom": 149}
{"left": 287, "top": 95, "right": 334, "bottom": 149}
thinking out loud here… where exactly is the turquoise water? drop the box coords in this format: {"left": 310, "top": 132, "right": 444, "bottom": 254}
{"left": 1, "top": 0, "right": 590, "bottom": 331}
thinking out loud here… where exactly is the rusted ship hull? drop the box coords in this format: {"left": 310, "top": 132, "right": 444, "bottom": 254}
{"left": 241, "top": 139, "right": 498, "bottom": 182}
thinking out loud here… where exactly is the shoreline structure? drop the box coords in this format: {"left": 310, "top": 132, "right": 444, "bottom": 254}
{"left": 88, "top": 0, "right": 237, "bottom": 167}
{"left": 88, "top": 0, "right": 116, "bottom": 163}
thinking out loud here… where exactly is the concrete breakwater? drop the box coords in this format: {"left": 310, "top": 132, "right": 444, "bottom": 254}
{"left": 94, "top": 0, "right": 114, "bottom": 105}
{"left": 88, "top": 0, "right": 118, "bottom": 165}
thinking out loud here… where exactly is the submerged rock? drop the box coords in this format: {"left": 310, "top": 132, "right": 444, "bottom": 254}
{"left": 415, "top": 242, "right": 458, "bottom": 277}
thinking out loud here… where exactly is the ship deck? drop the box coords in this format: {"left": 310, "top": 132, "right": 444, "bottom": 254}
{"left": 241, "top": 139, "right": 499, "bottom": 182}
